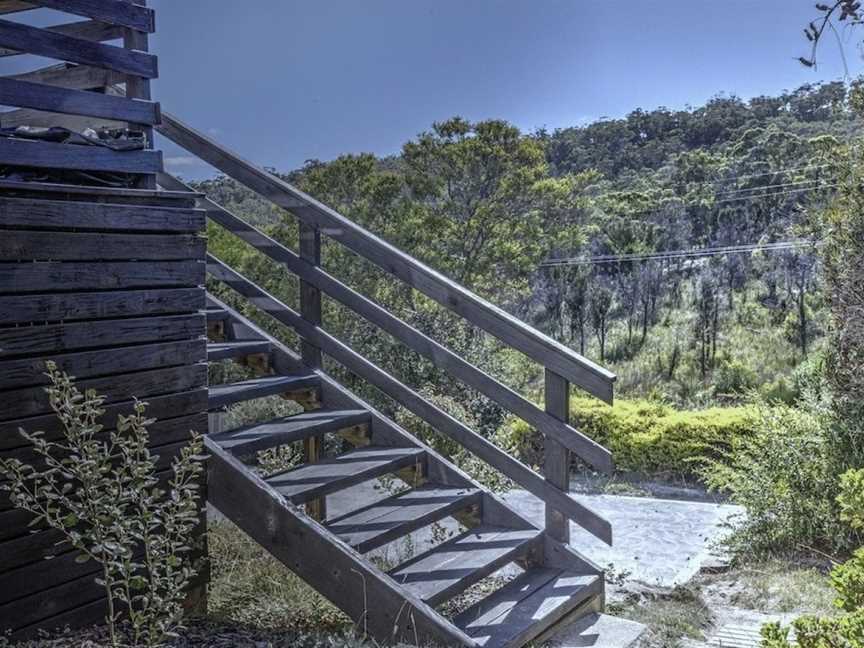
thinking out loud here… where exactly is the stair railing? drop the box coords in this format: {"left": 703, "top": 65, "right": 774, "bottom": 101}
{"left": 156, "top": 112, "right": 617, "bottom": 545}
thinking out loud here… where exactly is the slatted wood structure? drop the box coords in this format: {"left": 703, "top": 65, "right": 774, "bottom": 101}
{"left": 0, "top": 1, "right": 210, "bottom": 638}
{"left": 0, "top": 0, "right": 162, "bottom": 187}
{"left": 153, "top": 112, "right": 619, "bottom": 648}
{"left": 0, "top": 179, "right": 208, "bottom": 638}
{"left": 0, "top": 3, "right": 624, "bottom": 646}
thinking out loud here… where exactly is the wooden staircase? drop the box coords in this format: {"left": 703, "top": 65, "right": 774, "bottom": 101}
{"left": 154, "top": 112, "right": 618, "bottom": 647}
{"left": 204, "top": 295, "right": 605, "bottom": 647}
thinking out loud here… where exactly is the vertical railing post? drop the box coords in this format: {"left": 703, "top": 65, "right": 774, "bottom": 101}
{"left": 299, "top": 221, "right": 326, "bottom": 520}
{"left": 544, "top": 369, "right": 571, "bottom": 543}
{"left": 123, "top": 0, "right": 156, "bottom": 189}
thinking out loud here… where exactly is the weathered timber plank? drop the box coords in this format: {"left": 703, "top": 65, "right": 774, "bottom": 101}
{"left": 327, "top": 484, "right": 481, "bottom": 554}
{"left": 211, "top": 408, "right": 368, "bottom": 455}
{"left": 206, "top": 439, "right": 475, "bottom": 646}
{"left": 453, "top": 569, "right": 602, "bottom": 647}
{"left": 0, "top": 387, "right": 207, "bottom": 449}
{"left": 157, "top": 116, "right": 616, "bottom": 402}
{"left": 0, "top": 572, "right": 105, "bottom": 633}
{"left": 33, "top": 0, "right": 154, "bottom": 32}
{"left": 208, "top": 256, "right": 613, "bottom": 544}
{"left": 6, "top": 63, "right": 126, "bottom": 90}
{"left": 0, "top": 288, "right": 203, "bottom": 325}
{"left": 0, "top": 196, "right": 204, "bottom": 232}
{"left": 266, "top": 446, "right": 424, "bottom": 504}
{"left": 179, "top": 180, "right": 612, "bottom": 471}
{"left": 0, "top": 260, "right": 203, "bottom": 293}
{"left": 2, "top": 414, "right": 207, "bottom": 489}
{"left": 0, "top": 339, "right": 205, "bottom": 390}
{"left": 0, "top": 137, "right": 162, "bottom": 173}
{"left": 0, "top": 230, "right": 203, "bottom": 261}
{"left": 544, "top": 370, "right": 571, "bottom": 543}
{"left": 389, "top": 526, "right": 542, "bottom": 606}
{"left": 0, "top": 180, "right": 197, "bottom": 207}
{"left": 0, "top": 22, "right": 124, "bottom": 58}
{"left": 0, "top": 363, "right": 207, "bottom": 421}
{"left": 0, "top": 19, "right": 156, "bottom": 78}
{"left": 0, "top": 106, "right": 125, "bottom": 131}
{"left": 208, "top": 374, "right": 319, "bottom": 410}
{"left": 0, "top": 313, "right": 204, "bottom": 359}
{"left": 0, "top": 78, "right": 159, "bottom": 124}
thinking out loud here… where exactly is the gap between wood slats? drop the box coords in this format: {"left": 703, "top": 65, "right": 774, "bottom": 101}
{"left": 0, "top": 19, "right": 157, "bottom": 78}
{"left": 0, "top": 22, "right": 124, "bottom": 58}
{"left": 26, "top": 0, "right": 155, "bottom": 33}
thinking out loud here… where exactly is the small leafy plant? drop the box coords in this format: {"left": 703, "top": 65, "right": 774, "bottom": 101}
{"left": 0, "top": 363, "right": 207, "bottom": 647}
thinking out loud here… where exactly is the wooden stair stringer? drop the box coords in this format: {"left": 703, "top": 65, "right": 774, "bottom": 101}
{"left": 206, "top": 439, "right": 477, "bottom": 647}
{"left": 203, "top": 294, "right": 606, "bottom": 647}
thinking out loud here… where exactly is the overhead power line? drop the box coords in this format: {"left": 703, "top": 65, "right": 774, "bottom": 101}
{"left": 541, "top": 240, "right": 814, "bottom": 267}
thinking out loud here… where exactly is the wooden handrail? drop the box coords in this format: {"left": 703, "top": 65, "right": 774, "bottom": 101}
{"left": 155, "top": 112, "right": 617, "bottom": 404}
{"left": 206, "top": 254, "right": 613, "bottom": 545}
{"left": 159, "top": 172, "right": 613, "bottom": 472}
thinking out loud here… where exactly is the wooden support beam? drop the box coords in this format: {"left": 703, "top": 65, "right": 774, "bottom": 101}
{"left": 0, "top": 137, "right": 162, "bottom": 174}
{"left": 0, "top": 19, "right": 158, "bottom": 78}
{"left": 26, "top": 0, "right": 155, "bottom": 33}
{"left": 0, "top": 78, "right": 160, "bottom": 124}
{"left": 544, "top": 370, "right": 571, "bottom": 544}
{"left": 0, "top": 106, "right": 125, "bottom": 131}
{"left": 0, "top": 21, "right": 124, "bottom": 57}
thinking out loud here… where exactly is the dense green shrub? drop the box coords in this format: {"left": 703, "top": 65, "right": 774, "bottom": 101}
{"left": 761, "top": 468, "right": 864, "bottom": 647}
{"left": 504, "top": 397, "right": 756, "bottom": 476}
{"left": 705, "top": 399, "right": 853, "bottom": 554}
{"left": 0, "top": 365, "right": 206, "bottom": 648}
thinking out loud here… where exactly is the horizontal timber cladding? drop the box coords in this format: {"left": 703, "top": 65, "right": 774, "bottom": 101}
{"left": 0, "top": 183, "right": 208, "bottom": 638}
{"left": 0, "top": 314, "right": 205, "bottom": 358}
{"left": 0, "top": 338, "right": 207, "bottom": 390}
{"left": 0, "top": 260, "right": 205, "bottom": 292}
{"left": 0, "top": 78, "right": 161, "bottom": 125}
{"left": 0, "top": 288, "right": 205, "bottom": 325}
{"left": 0, "top": 138, "right": 163, "bottom": 174}
{"left": 0, "top": 388, "right": 208, "bottom": 448}
{"left": 0, "top": 231, "right": 205, "bottom": 261}
{"left": 0, "top": 18, "right": 157, "bottom": 77}
{"left": 0, "top": 362, "right": 208, "bottom": 421}
{"left": 0, "top": 197, "right": 205, "bottom": 232}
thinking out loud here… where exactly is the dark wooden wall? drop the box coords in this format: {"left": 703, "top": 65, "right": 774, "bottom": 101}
{"left": 0, "top": 180, "right": 208, "bottom": 638}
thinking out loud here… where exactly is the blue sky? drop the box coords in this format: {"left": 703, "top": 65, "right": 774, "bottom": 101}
{"left": 4, "top": 2, "right": 860, "bottom": 178}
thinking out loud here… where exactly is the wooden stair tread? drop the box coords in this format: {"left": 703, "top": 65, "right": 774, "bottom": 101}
{"left": 388, "top": 525, "right": 542, "bottom": 606}
{"left": 327, "top": 483, "right": 481, "bottom": 553}
{"left": 207, "top": 339, "right": 271, "bottom": 361}
{"left": 212, "top": 408, "right": 369, "bottom": 455}
{"left": 266, "top": 445, "right": 424, "bottom": 504}
{"left": 208, "top": 373, "right": 318, "bottom": 409}
{"left": 453, "top": 568, "right": 602, "bottom": 647}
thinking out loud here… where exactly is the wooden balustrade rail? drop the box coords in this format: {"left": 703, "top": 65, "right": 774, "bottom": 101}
{"left": 155, "top": 110, "right": 617, "bottom": 545}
